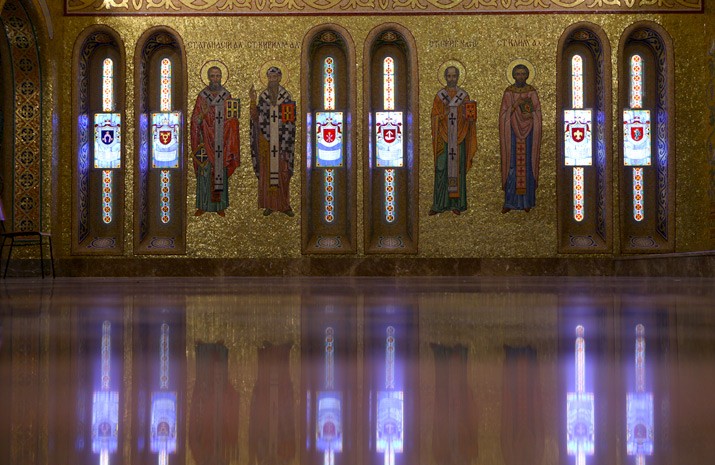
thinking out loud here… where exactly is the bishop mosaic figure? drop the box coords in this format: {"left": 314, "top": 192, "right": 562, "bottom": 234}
{"left": 190, "top": 66, "right": 240, "bottom": 217}
{"left": 429, "top": 66, "right": 477, "bottom": 216}
{"left": 249, "top": 67, "right": 297, "bottom": 217}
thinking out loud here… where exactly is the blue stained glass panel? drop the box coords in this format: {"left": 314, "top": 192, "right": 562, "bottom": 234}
{"left": 316, "top": 112, "right": 344, "bottom": 167}
{"left": 375, "top": 111, "right": 403, "bottom": 168}
{"left": 151, "top": 112, "right": 182, "bottom": 169}
{"left": 94, "top": 113, "right": 122, "bottom": 169}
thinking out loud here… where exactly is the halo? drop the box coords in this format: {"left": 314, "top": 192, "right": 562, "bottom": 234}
{"left": 259, "top": 60, "right": 290, "bottom": 87}
{"left": 506, "top": 58, "right": 535, "bottom": 85}
{"left": 200, "top": 60, "right": 230, "bottom": 87}
{"left": 438, "top": 59, "right": 467, "bottom": 86}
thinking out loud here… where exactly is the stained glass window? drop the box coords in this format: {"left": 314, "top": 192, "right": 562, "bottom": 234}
{"left": 383, "top": 57, "right": 395, "bottom": 111}
{"left": 625, "top": 55, "right": 650, "bottom": 222}
{"left": 102, "top": 58, "right": 114, "bottom": 113}
{"left": 632, "top": 168, "right": 644, "bottom": 222}
{"left": 564, "top": 110, "right": 593, "bottom": 167}
{"left": 157, "top": 58, "right": 176, "bottom": 225}
{"left": 630, "top": 55, "right": 643, "bottom": 110}
{"left": 160, "top": 58, "right": 172, "bottom": 112}
{"left": 151, "top": 112, "right": 181, "bottom": 169}
{"left": 384, "top": 169, "right": 396, "bottom": 223}
{"left": 566, "top": 55, "right": 589, "bottom": 223}
{"left": 324, "top": 169, "right": 335, "bottom": 223}
{"left": 623, "top": 110, "right": 652, "bottom": 167}
{"left": 94, "top": 57, "right": 120, "bottom": 227}
{"left": 94, "top": 113, "right": 122, "bottom": 169}
{"left": 315, "top": 112, "right": 344, "bottom": 168}
{"left": 572, "top": 55, "right": 584, "bottom": 110}
{"left": 160, "top": 170, "right": 171, "bottom": 224}
{"left": 375, "top": 112, "right": 404, "bottom": 168}
{"left": 324, "top": 57, "right": 336, "bottom": 111}
{"left": 573, "top": 167, "right": 585, "bottom": 222}
{"left": 102, "top": 170, "right": 113, "bottom": 224}
{"left": 378, "top": 57, "right": 401, "bottom": 225}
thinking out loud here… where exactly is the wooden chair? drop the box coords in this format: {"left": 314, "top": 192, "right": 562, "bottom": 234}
{"left": 0, "top": 197, "right": 55, "bottom": 278}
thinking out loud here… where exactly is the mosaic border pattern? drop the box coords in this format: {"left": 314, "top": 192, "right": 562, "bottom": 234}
{"left": 66, "top": 0, "right": 702, "bottom": 15}
{"left": 1, "top": 0, "right": 42, "bottom": 232}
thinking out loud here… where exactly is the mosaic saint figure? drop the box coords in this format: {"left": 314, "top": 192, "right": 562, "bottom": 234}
{"left": 249, "top": 67, "right": 297, "bottom": 216}
{"left": 499, "top": 64, "right": 542, "bottom": 213}
{"left": 190, "top": 66, "right": 240, "bottom": 217}
{"left": 429, "top": 66, "right": 477, "bottom": 216}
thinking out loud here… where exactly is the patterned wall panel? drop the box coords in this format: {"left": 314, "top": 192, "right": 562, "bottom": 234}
{"left": 1, "top": 0, "right": 42, "bottom": 232}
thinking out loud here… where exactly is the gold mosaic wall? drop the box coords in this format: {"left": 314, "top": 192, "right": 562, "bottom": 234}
{"left": 41, "top": 1, "right": 714, "bottom": 258}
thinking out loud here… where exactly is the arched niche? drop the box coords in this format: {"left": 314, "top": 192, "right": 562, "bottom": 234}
{"left": 556, "top": 22, "right": 613, "bottom": 253}
{"left": 617, "top": 22, "right": 675, "bottom": 253}
{"left": 301, "top": 25, "right": 357, "bottom": 254}
{"left": 71, "top": 25, "right": 126, "bottom": 254}
{"left": 134, "top": 27, "right": 187, "bottom": 255}
{"left": 363, "top": 24, "right": 419, "bottom": 254}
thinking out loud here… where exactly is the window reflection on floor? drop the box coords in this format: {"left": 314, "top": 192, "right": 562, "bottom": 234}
{"left": 1, "top": 277, "right": 714, "bottom": 465}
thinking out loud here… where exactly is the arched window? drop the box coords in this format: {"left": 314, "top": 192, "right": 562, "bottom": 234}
{"left": 134, "top": 28, "right": 187, "bottom": 254}
{"left": 618, "top": 23, "right": 675, "bottom": 253}
{"left": 301, "top": 26, "right": 357, "bottom": 254}
{"left": 72, "top": 27, "right": 125, "bottom": 254}
{"left": 557, "top": 23, "right": 613, "bottom": 253}
{"left": 364, "top": 25, "right": 419, "bottom": 254}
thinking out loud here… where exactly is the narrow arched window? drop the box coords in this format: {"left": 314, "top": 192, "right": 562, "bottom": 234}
{"left": 619, "top": 23, "right": 674, "bottom": 253}
{"left": 557, "top": 24, "right": 613, "bottom": 253}
{"left": 72, "top": 27, "right": 126, "bottom": 254}
{"left": 364, "top": 25, "right": 418, "bottom": 254}
{"left": 302, "top": 27, "right": 356, "bottom": 253}
{"left": 135, "top": 27, "right": 187, "bottom": 254}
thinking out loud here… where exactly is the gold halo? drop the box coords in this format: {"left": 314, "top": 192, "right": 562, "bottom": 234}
{"left": 506, "top": 58, "right": 536, "bottom": 85}
{"left": 258, "top": 60, "right": 290, "bottom": 87}
{"left": 200, "top": 60, "right": 229, "bottom": 87}
{"left": 438, "top": 59, "right": 467, "bottom": 86}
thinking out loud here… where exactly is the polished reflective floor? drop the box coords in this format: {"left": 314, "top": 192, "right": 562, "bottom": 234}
{"left": 1, "top": 276, "right": 715, "bottom": 465}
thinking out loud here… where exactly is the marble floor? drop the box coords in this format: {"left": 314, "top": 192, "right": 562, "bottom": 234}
{"left": 1, "top": 276, "right": 714, "bottom": 465}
